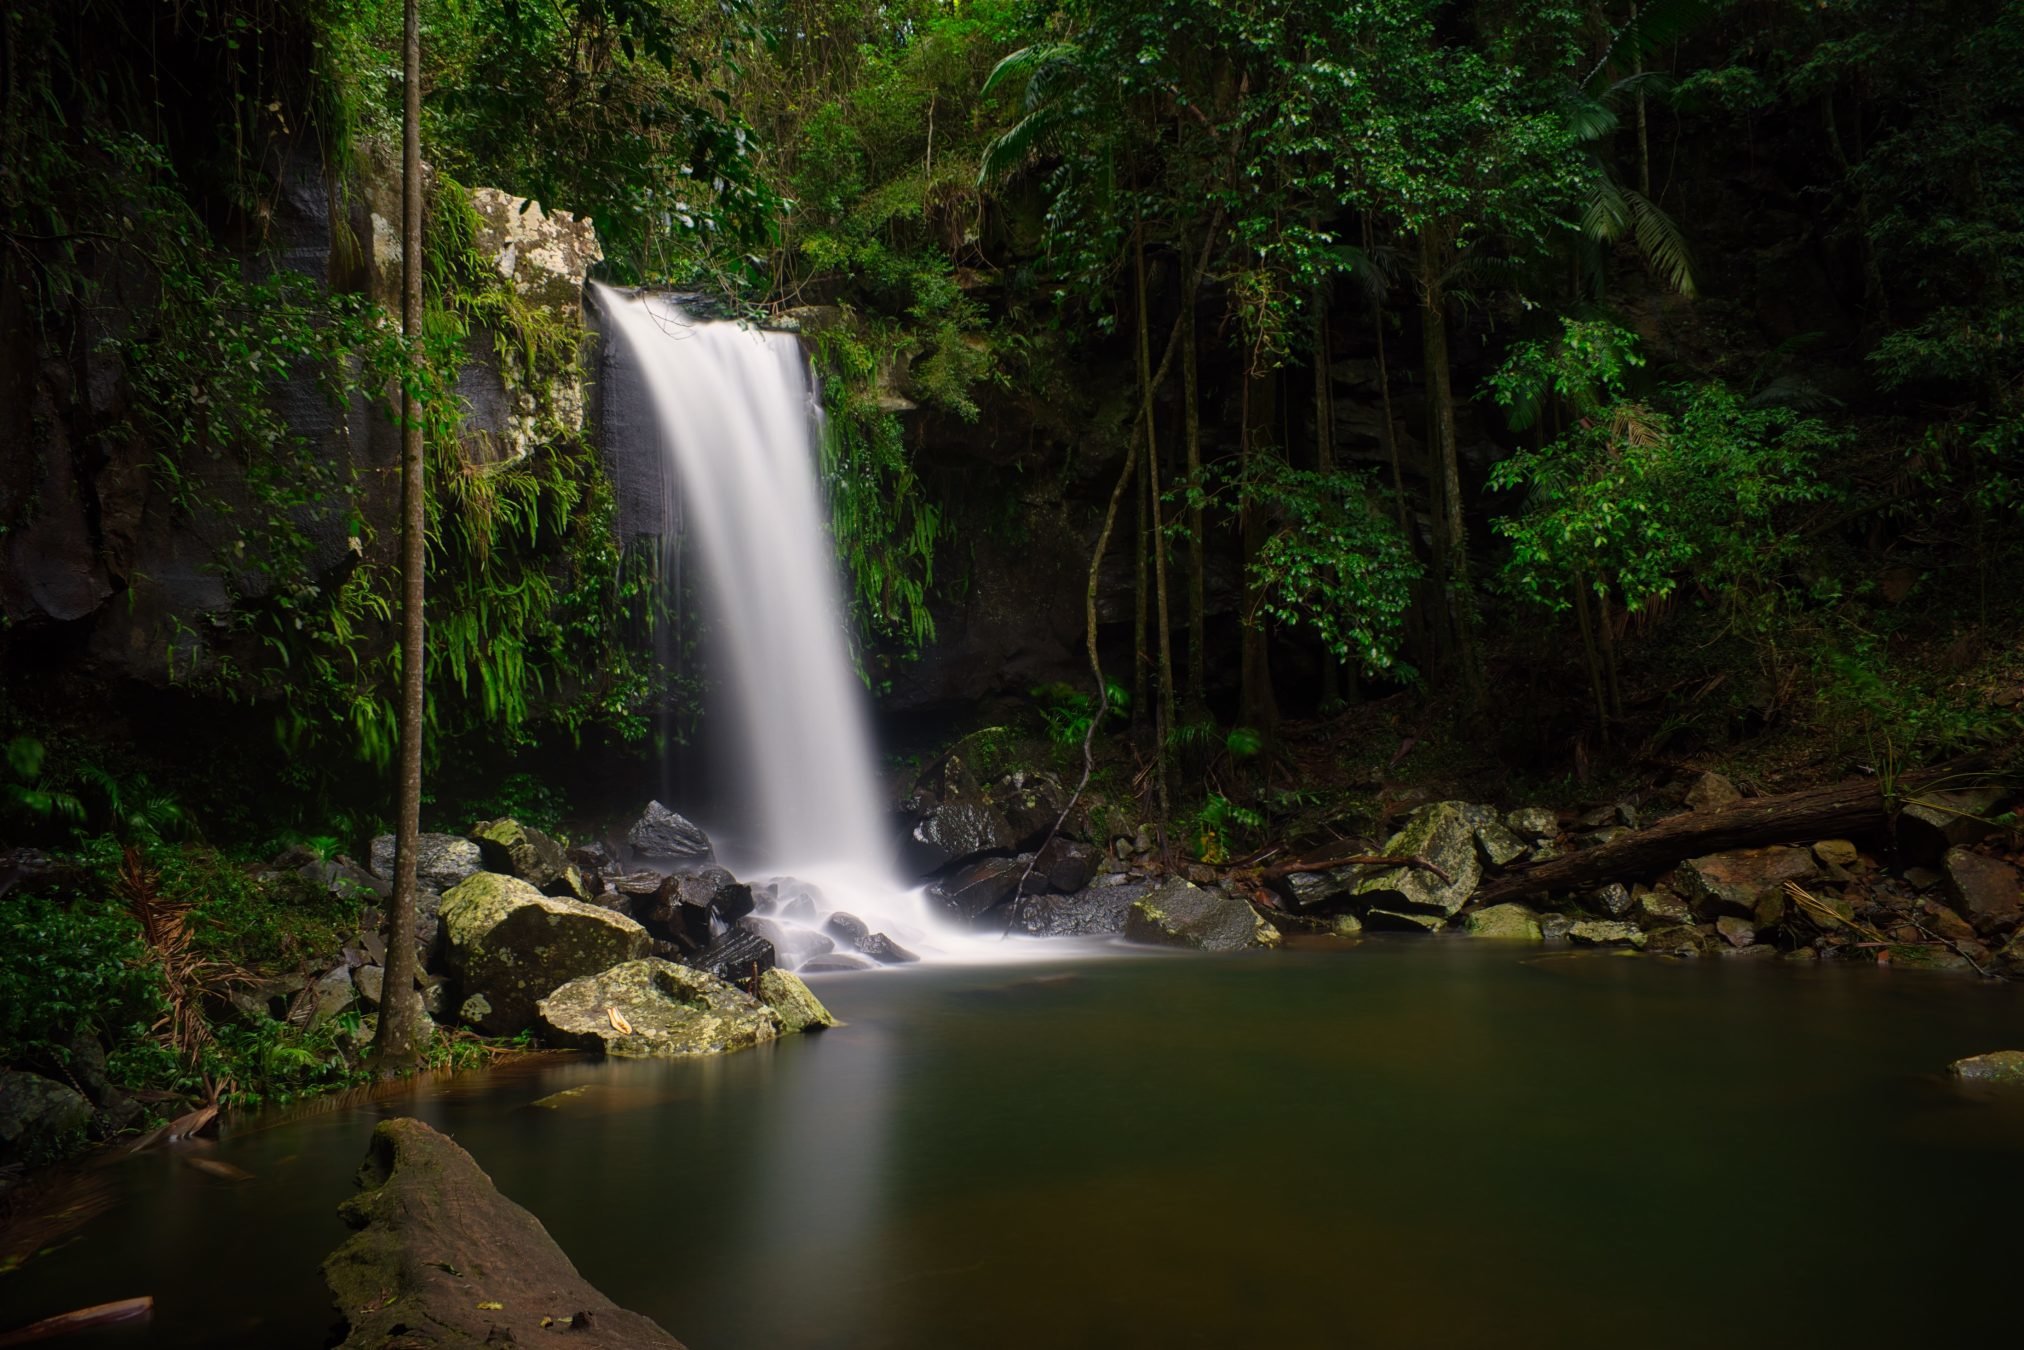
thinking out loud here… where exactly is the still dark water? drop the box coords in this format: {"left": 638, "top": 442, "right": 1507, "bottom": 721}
{"left": 8, "top": 937, "right": 2024, "bottom": 1348}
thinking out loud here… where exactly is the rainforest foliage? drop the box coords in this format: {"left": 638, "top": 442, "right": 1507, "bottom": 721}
{"left": 0, "top": 0, "right": 2017, "bottom": 847}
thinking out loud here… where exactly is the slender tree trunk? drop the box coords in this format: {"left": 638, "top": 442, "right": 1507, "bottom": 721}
{"left": 1135, "top": 228, "right": 1174, "bottom": 824}
{"left": 1365, "top": 218, "right": 1423, "bottom": 673}
{"left": 1418, "top": 228, "right": 1484, "bottom": 710}
{"left": 1633, "top": 4, "right": 1652, "bottom": 199}
{"left": 373, "top": 0, "right": 425, "bottom": 1072}
{"left": 1597, "top": 585, "right": 1625, "bottom": 719}
{"left": 1182, "top": 293, "right": 1206, "bottom": 715}
{"left": 1239, "top": 368, "right": 1279, "bottom": 741}
{"left": 1571, "top": 573, "right": 1610, "bottom": 749}
{"left": 1312, "top": 291, "right": 1342, "bottom": 709}
{"left": 1132, "top": 421, "right": 1148, "bottom": 736}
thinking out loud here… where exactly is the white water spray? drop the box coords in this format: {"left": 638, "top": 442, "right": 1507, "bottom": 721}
{"left": 594, "top": 287, "right": 1007, "bottom": 966}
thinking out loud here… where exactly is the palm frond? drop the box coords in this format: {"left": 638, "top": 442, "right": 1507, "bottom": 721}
{"left": 978, "top": 108, "right": 1064, "bottom": 186}
{"left": 1583, "top": 175, "right": 1632, "bottom": 241}
{"left": 1626, "top": 189, "right": 1696, "bottom": 296}
{"left": 1568, "top": 95, "right": 1619, "bottom": 143}
{"left": 981, "top": 42, "right": 1078, "bottom": 104}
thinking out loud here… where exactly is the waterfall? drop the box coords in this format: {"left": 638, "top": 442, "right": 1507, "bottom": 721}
{"left": 593, "top": 286, "right": 978, "bottom": 966}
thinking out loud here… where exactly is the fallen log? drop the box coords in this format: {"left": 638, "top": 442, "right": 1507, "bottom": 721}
{"left": 1474, "top": 765, "right": 1981, "bottom": 904}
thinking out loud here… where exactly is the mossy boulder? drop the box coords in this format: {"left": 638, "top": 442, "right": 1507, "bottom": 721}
{"left": 757, "top": 969, "right": 838, "bottom": 1034}
{"left": 0, "top": 1070, "right": 91, "bottom": 1167}
{"left": 440, "top": 873, "right": 650, "bottom": 1035}
{"left": 324, "top": 1118, "right": 682, "bottom": 1349}
{"left": 1948, "top": 1050, "right": 2024, "bottom": 1084}
{"left": 535, "top": 959, "right": 779, "bottom": 1057}
{"left": 1124, "top": 879, "right": 1280, "bottom": 951}
{"left": 470, "top": 817, "right": 568, "bottom": 890}
{"left": 1568, "top": 920, "right": 1646, "bottom": 948}
{"left": 1463, "top": 903, "right": 1543, "bottom": 940}
{"left": 1352, "top": 802, "right": 1484, "bottom": 917}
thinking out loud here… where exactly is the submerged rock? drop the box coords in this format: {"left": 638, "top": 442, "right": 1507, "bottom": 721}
{"left": 1463, "top": 903, "right": 1543, "bottom": 940}
{"left": 536, "top": 959, "right": 780, "bottom": 1058}
{"left": 1352, "top": 802, "right": 1484, "bottom": 917}
{"left": 470, "top": 817, "right": 569, "bottom": 889}
{"left": 756, "top": 969, "right": 837, "bottom": 1034}
{"left": 370, "top": 832, "right": 483, "bottom": 892}
{"left": 1124, "top": 878, "right": 1280, "bottom": 951}
{"left": 325, "top": 1118, "right": 684, "bottom": 1349}
{"left": 1568, "top": 920, "right": 1645, "bottom": 948}
{"left": 439, "top": 873, "right": 650, "bottom": 1035}
{"left": 1948, "top": 1050, "right": 2024, "bottom": 1085}
{"left": 626, "top": 801, "right": 715, "bottom": 864}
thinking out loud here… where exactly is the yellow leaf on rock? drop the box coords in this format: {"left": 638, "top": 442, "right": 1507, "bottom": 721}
{"left": 606, "top": 1005, "right": 634, "bottom": 1035}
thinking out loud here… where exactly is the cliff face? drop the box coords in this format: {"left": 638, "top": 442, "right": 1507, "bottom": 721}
{"left": 0, "top": 148, "right": 603, "bottom": 695}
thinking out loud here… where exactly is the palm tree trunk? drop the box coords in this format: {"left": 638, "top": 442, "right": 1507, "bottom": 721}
{"left": 1239, "top": 367, "right": 1279, "bottom": 742}
{"left": 1135, "top": 230, "right": 1174, "bottom": 823}
{"left": 1312, "top": 290, "right": 1342, "bottom": 708}
{"left": 373, "top": 0, "right": 425, "bottom": 1073}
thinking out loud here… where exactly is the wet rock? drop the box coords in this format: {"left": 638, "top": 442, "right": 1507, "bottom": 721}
{"left": 1006, "top": 884, "right": 1141, "bottom": 937}
{"left": 536, "top": 958, "right": 778, "bottom": 1058}
{"left": 1584, "top": 883, "right": 1635, "bottom": 918}
{"left": 470, "top": 817, "right": 568, "bottom": 888}
{"left": 325, "top": 1118, "right": 686, "bottom": 1348}
{"left": 823, "top": 912, "right": 920, "bottom": 964}
{"left": 1352, "top": 802, "right": 1483, "bottom": 917}
{"left": 626, "top": 801, "right": 715, "bottom": 864}
{"left": 1033, "top": 836, "right": 1099, "bottom": 893}
{"left": 1568, "top": 920, "right": 1645, "bottom": 948}
{"left": 1684, "top": 772, "right": 1742, "bottom": 812}
{"left": 738, "top": 916, "right": 836, "bottom": 970}
{"left": 548, "top": 864, "right": 591, "bottom": 902}
{"left": 929, "top": 855, "right": 1030, "bottom": 923}
{"left": 685, "top": 929, "right": 776, "bottom": 986}
{"left": 1897, "top": 786, "right": 2006, "bottom": 865}
{"left": 913, "top": 800, "right": 1015, "bottom": 860}
{"left": 1635, "top": 886, "right": 1692, "bottom": 928}
{"left": 1329, "top": 914, "right": 1365, "bottom": 938}
{"left": 1475, "top": 821, "right": 1527, "bottom": 868}
{"left": 802, "top": 954, "right": 876, "bottom": 973}
{"left": 1125, "top": 878, "right": 1281, "bottom": 951}
{"left": 1941, "top": 847, "right": 2019, "bottom": 934}
{"left": 756, "top": 969, "right": 837, "bottom": 1034}
{"left": 642, "top": 867, "right": 753, "bottom": 949}
{"left": 369, "top": 833, "right": 483, "bottom": 892}
{"left": 1504, "top": 807, "right": 1559, "bottom": 841}
{"left": 1676, "top": 847, "right": 1816, "bottom": 921}
{"left": 1578, "top": 802, "right": 1639, "bottom": 830}
{"left": 1917, "top": 898, "right": 1978, "bottom": 945}
{"left": 1643, "top": 925, "right": 1718, "bottom": 957}
{"left": 0, "top": 1071, "right": 92, "bottom": 1166}
{"left": 569, "top": 839, "right": 615, "bottom": 873}
{"left": 1463, "top": 904, "right": 1542, "bottom": 940}
{"left": 1880, "top": 944, "right": 1974, "bottom": 974}
{"left": 1948, "top": 1050, "right": 2024, "bottom": 1085}
{"left": 439, "top": 873, "right": 650, "bottom": 1035}
{"left": 1812, "top": 839, "right": 1861, "bottom": 868}
{"left": 1716, "top": 915, "right": 1757, "bottom": 948}
{"left": 1538, "top": 913, "right": 1576, "bottom": 942}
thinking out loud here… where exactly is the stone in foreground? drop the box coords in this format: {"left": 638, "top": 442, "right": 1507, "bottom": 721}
{"left": 536, "top": 959, "right": 780, "bottom": 1057}
{"left": 757, "top": 969, "right": 838, "bottom": 1034}
{"left": 1947, "top": 1050, "right": 2024, "bottom": 1085}
{"left": 1124, "top": 879, "right": 1280, "bottom": 951}
{"left": 1568, "top": 920, "right": 1645, "bottom": 948}
{"left": 325, "top": 1118, "right": 683, "bottom": 1349}
{"left": 440, "top": 873, "right": 650, "bottom": 1035}
{"left": 1463, "top": 903, "right": 1543, "bottom": 940}
{"left": 1352, "top": 802, "right": 1483, "bottom": 917}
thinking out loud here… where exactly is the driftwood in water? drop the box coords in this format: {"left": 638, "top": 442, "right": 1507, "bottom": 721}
{"left": 0, "top": 1297, "right": 154, "bottom": 1347}
{"left": 1474, "top": 766, "right": 1969, "bottom": 903}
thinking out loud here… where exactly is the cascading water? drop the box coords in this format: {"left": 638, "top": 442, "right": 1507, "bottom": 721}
{"left": 594, "top": 286, "right": 998, "bottom": 967}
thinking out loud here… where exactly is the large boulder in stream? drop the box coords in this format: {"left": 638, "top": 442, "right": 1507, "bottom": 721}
{"left": 535, "top": 959, "right": 781, "bottom": 1057}
{"left": 370, "top": 832, "right": 483, "bottom": 892}
{"left": 1351, "top": 802, "right": 1485, "bottom": 917}
{"left": 757, "top": 969, "right": 839, "bottom": 1034}
{"left": 325, "top": 1117, "right": 685, "bottom": 1349}
{"left": 1124, "top": 879, "right": 1280, "bottom": 951}
{"left": 439, "top": 873, "right": 650, "bottom": 1035}
{"left": 1676, "top": 846, "right": 1815, "bottom": 924}
{"left": 626, "top": 801, "right": 716, "bottom": 865}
